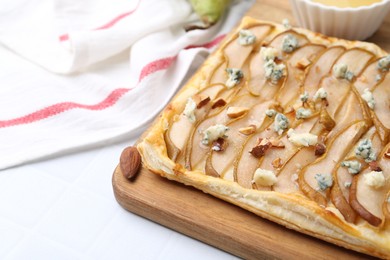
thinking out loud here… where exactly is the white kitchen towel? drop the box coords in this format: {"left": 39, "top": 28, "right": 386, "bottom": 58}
{"left": 0, "top": 0, "right": 254, "bottom": 169}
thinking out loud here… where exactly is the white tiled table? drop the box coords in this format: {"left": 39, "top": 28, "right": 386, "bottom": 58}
{"left": 0, "top": 135, "right": 238, "bottom": 259}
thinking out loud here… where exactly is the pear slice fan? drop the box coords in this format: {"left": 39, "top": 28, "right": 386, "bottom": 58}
{"left": 138, "top": 17, "right": 390, "bottom": 259}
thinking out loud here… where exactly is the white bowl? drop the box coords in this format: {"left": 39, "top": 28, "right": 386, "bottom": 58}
{"left": 289, "top": 0, "right": 390, "bottom": 40}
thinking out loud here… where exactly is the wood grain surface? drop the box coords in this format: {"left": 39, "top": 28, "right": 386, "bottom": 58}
{"left": 113, "top": 166, "right": 377, "bottom": 260}
{"left": 112, "top": 1, "right": 389, "bottom": 259}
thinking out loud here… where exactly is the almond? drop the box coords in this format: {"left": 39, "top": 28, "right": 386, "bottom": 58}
{"left": 272, "top": 158, "right": 282, "bottom": 169}
{"left": 193, "top": 94, "right": 210, "bottom": 109}
{"left": 212, "top": 98, "right": 227, "bottom": 109}
{"left": 359, "top": 75, "right": 367, "bottom": 83}
{"left": 269, "top": 137, "right": 285, "bottom": 148}
{"left": 319, "top": 109, "right": 335, "bottom": 131}
{"left": 120, "top": 146, "right": 142, "bottom": 180}
{"left": 296, "top": 58, "right": 311, "bottom": 70}
{"left": 239, "top": 125, "right": 256, "bottom": 135}
{"left": 227, "top": 106, "right": 249, "bottom": 118}
{"left": 385, "top": 148, "right": 390, "bottom": 159}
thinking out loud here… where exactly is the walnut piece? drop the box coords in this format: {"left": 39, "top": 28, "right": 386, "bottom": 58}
{"left": 314, "top": 143, "right": 326, "bottom": 156}
{"left": 272, "top": 158, "right": 282, "bottom": 169}
{"left": 212, "top": 138, "right": 228, "bottom": 152}
{"left": 250, "top": 138, "right": 272, "bottom": 158}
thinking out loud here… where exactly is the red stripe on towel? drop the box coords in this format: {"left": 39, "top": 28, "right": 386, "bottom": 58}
{"left": 138, "top": 56, "right": 177, "bottom": 83}
{"left": 1, "top": 34, "right": 224, "bottom": 128}
{"left": 0, "top": 88, "right": 130, "bottom": 128}
{"left": 185, "top": 34, "right": 226, "bottom": 50}
{"left": 59, "top": 0, "right": 141, "bottom": 42}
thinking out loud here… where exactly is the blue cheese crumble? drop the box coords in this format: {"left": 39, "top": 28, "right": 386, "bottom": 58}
{"left": 333, "top": 63, "right": 348, "bottom": 78}
{"left": 264, "top": 60, "right": 286, "bottom": 84}
{"left": 341, "top": 160, "right": 361, "bottom": 175}
{"left": 238, "top": 29, "right": 256, "bottom": 46}
{"left": 355, "top": 139, "right": 376, "bottom": 162}
{"left": 274, "top": 113, "right": 289, "bottom": 135}
{"left": 282, "top": 18, "right": 291, "bottom": 29}
{"left": 282, "top": 34, "right": 299, "bottom": 53}
{"left": 313, "top": 88, "right": 327, "bottom": 101}
{"left": 295, "top": 108, "right": 312, "bottom": 119}
{"left": 377, "top": 55, "right": 390, "bottom": 71}
{"left": 333, "top": 63, "right": 354, "bottom": 81}
{"left": 361, "top": 88, "right": 375, "bottom": 110}
{"left": 364, "top": 171, "right": 385, "bottom": 189}
{"left": 265, "top": 109, "right": 277, "bottom": 118}
{"left": 299, "top": 91, "right": 309, "bottom": 103}
{"left": 225, "top": 68, "right": 243, "bottom": 88}
{"left": 252, "top": 168, "right": 278, "bottom": 186}
{"left": 201, "top": 124, "right": 229, "bottom": 145}
{"left": 260, "top": 47, "right": 279, "bottom": 61}
{"left": 183, "top": 98, "right": 196, "bottom": 123}
{"left": 315, "top": 173, "right": 333, "bottom": 191}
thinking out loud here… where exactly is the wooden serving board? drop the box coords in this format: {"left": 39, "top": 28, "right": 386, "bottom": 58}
{"left": 113, "top": 1, "right": 389, "bottom": 259}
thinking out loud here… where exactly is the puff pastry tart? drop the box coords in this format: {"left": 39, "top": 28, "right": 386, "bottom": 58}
{"left": 138, "top": 17, "right": 390, "bottom": 258}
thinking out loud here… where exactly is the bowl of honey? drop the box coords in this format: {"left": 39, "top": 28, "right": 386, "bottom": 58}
{"left": 289, "top": 0, "right": 390, "bottom": 40}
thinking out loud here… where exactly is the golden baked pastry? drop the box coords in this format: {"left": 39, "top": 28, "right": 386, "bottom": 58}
{"left": 137, "top": 17, "right": 390, "bottom": 258}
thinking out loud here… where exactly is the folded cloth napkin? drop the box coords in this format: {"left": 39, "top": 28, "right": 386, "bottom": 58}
{"left": 0, "top": 0, "right": 254, "bottom": 169}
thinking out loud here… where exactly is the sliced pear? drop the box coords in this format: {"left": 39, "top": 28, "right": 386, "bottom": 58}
{"left": 354, "top": 58, "right": 384, "bottom": 94}
{"left": 205, "top": 150, "right": 220, "bottom": 177}
{"left": 258, "top": 116, "right": 318, "bottom": 174}
{"left": 276, "top": 44, "right": 326, "bottom": 108}
{"left": 169, "top": 84, "right": 225, "bottom": 150}
{"left": 223, "top": 25, "right": 272, "bottom": 69}
{"left": 189, "top": 93, "right": 270, "bottom": 171}
{"left": 246, "top": 30, "right": 309, "bottom": 98}
{"left": 164, "top": 129, "right": 181, "bottom": 162}
{"left": 300, "top": 121, "right": 368, "bottom": 206}
{"left": 234, "top": 111, "right": 297, "bottom": 190}
{"left": 350, "top": 175, "right": 382, "bottom": 227}
{"left": 247, "top": 49, "right": 269, "bottom": 96}
{"left": 234, "top": 127, "right": 274, "bottom": 189}
{"left": 330, "top": 176, "right": 357, "bottom": 223}
{"left": 211, "top": 100, "right": 273, "bottom": 179}
{"left": 304, "top": 46, "right": 345, "bottom": 97}
{"left": 331, "top": 128, "right": 377, "bottom": 210}
{"left": 209, "top": 61, "right": 228, "bottom": 85}
{"left": 267, "top": 30, "right": 309, "bottom": 54}
{"left": 334, "top": 48, "right": 375, "bottom": 75}
{"left": 319, "top": 78, "right": 350, "bottom": 118}
{"left": 326, "top": 89, "right": 369, "bottom": 141}
{"left": 274, "top": 147, "right": 316, "bottom": 194}
{"left": 350, "top": 143, "right": 390, "bottom": 227}
{"left": 370, "top": 73, "right": 390, "bottom": 143}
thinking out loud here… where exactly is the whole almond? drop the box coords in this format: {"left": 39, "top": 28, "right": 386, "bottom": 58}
{"left": 120, "top": 146, "right": 141, "bottom": 180}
